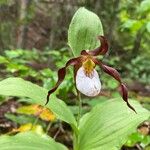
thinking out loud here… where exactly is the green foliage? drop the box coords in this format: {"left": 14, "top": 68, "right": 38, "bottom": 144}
{"left": 0, "top": 0, "right": 9, "bottom": 5}
{"left": 0, "top": 49, "right": 75, "bottom": 100}
{"left": 0, "top": 77, "right": 149, "bottom": 149}
{"left": 0, "top": 49, "right": 40, "bottom": 78}
{"left": 68, "top": 7, "right": 103, "bottom": 56}
{"left": 119, "top": 0, "right": 150, "bottom": 51}
{"left": 138, "top": 0, "right": 150, "bottom": 14}
{"left": 0, "top": 78, "right": 77, "bottom": 129}
{"left": 84, "top": 97, "right": 107, "bottom": 108}
{"left": 43, "top": 49, "right": 75, "bottom": 100}
{"left": 0, "top": 132, "right": 68, "bottom": 150}
{"left": 146, "top": 21, "right": 150, "bottom": 33}
{"left": 121, "top": 19, "right": 144, "bottom": 33}
{"left": 125, "top": 56, "right": 150, "bottom": 84}
{"left": 76, "top": 99, "right": 149, "bottom": 150}
{"left": 125, "top": 132, "right": 150, "bottom": 148}
{"left": 4, "top": 49, "right": 39, "bottom": 59}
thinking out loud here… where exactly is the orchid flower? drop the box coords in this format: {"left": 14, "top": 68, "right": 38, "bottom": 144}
{"left": 45, "top": 36, "right": 136, "bottom": 113}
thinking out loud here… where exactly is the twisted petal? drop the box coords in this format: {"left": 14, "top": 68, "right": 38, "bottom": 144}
{"left": 101, "top": 64, "right": 121, "bottom": 83}
{"left": 81, "top": 36, "right": 108, "bottom": 56}
{"left": 76, "top": 67, "right": 101, "bottom": 97}
{"left": 120, "top": 83, "right": 136, "bottom": 113}
{"left": 95, "top": 59, "right": 136, "bottom": 113}
{"left": 46, "top": 57, "right": 81, "bottom": 105}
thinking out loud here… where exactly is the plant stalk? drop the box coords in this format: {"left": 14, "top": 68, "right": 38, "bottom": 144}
{"left": 73, "top": 92, "right": 82, "bottom": 150}
{"left": 77, "top": 92, "right": 82, "bottom": 126}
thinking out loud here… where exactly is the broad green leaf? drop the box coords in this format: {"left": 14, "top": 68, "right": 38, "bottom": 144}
{"left": 77, "top": 99, "right": 149, "bottom": 150}
{"left": 0, "top": 78, "right": 77, "bottom": 128}
{"left": 0, "top": 132, "right": 67, "bottom": 150}
{"left": 68, "top": 7, "right": 103, "bottom": 56}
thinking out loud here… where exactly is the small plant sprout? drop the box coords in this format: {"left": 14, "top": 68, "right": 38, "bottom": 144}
{"left": 46, "top": 36, "right": 136, "bottom": 113}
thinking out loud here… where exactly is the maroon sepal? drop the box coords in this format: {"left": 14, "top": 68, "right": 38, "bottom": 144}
{"left": 80, "top": 36, "right": 108, "bottom": 56}
{"left": 80, "top": 50, "right": 89, "bottom": 55}
{"left": 120, "top": 83, "right": 137, "bottom": 113}
{"left": 45, "top": 57, "right": 81, "bottom": 105}
{"left": 95, "top": 59, "right": 136, "bottom": 113}
{"left": 101, "top": 64, "right": 121, "bottom": 83}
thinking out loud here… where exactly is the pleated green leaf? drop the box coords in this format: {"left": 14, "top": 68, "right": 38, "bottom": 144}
{"left": 0, "top": 78, "right": 77, "bottom": 129}
{"left": 0, "top": 132, "right": 68, "bottom": 150}
{"left": 68, "top": 7, "right": 103, "bottom": 56}
{"left": 77, "top": 99, "right": 150, "bottom": 150}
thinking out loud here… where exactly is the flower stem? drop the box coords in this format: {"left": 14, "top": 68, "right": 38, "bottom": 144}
{"left": 73, "top": 92, "right": 82, "bottom": 150}
{"left": 77, "top": 92, "right": 82, "bottom": 125}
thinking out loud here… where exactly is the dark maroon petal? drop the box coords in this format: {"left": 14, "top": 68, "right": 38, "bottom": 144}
{"left": 120, "top": 83, "right": 128, "bottom": 102}
{"left": 94, "top": 59, "right": 121, "bottom": 82}
{"left": 80, "top": 50, "right": 89, "bottom": 55}
{"left": 45, "top": 57, "right": 81, "bottom": 105}
{"left": 120, "top": 84, "right": 137, "bottom": 113}
{"left": 81, "top": 36, "right": 108, "bottom": 56}
{"left": 101, "top": 64, "right": 121, "bottom": 83}
{"left": 95, "top": 59, "right": 136, "bottom": 113}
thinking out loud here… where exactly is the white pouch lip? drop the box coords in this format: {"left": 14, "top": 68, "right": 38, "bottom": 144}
{"left": 76, "top": 66, "right": 101, "bottom": 97}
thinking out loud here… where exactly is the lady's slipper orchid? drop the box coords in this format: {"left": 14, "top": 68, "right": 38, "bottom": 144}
{"left": 46, "top": 36, "right": 136, "bottom": 113}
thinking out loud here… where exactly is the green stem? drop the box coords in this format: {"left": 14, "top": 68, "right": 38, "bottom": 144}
{"left": 77, "top": 92, "right": 82, "bottom": 126}
{"left": 73, "top": 92, "right": 82, "bottom": 150}
{"left": 73, "top": 132, "right": 77, "bottom": 150}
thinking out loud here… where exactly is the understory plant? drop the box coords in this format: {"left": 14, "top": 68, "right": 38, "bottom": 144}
{"left": 0, "top": 7, "right": 149, "bottom": 150}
